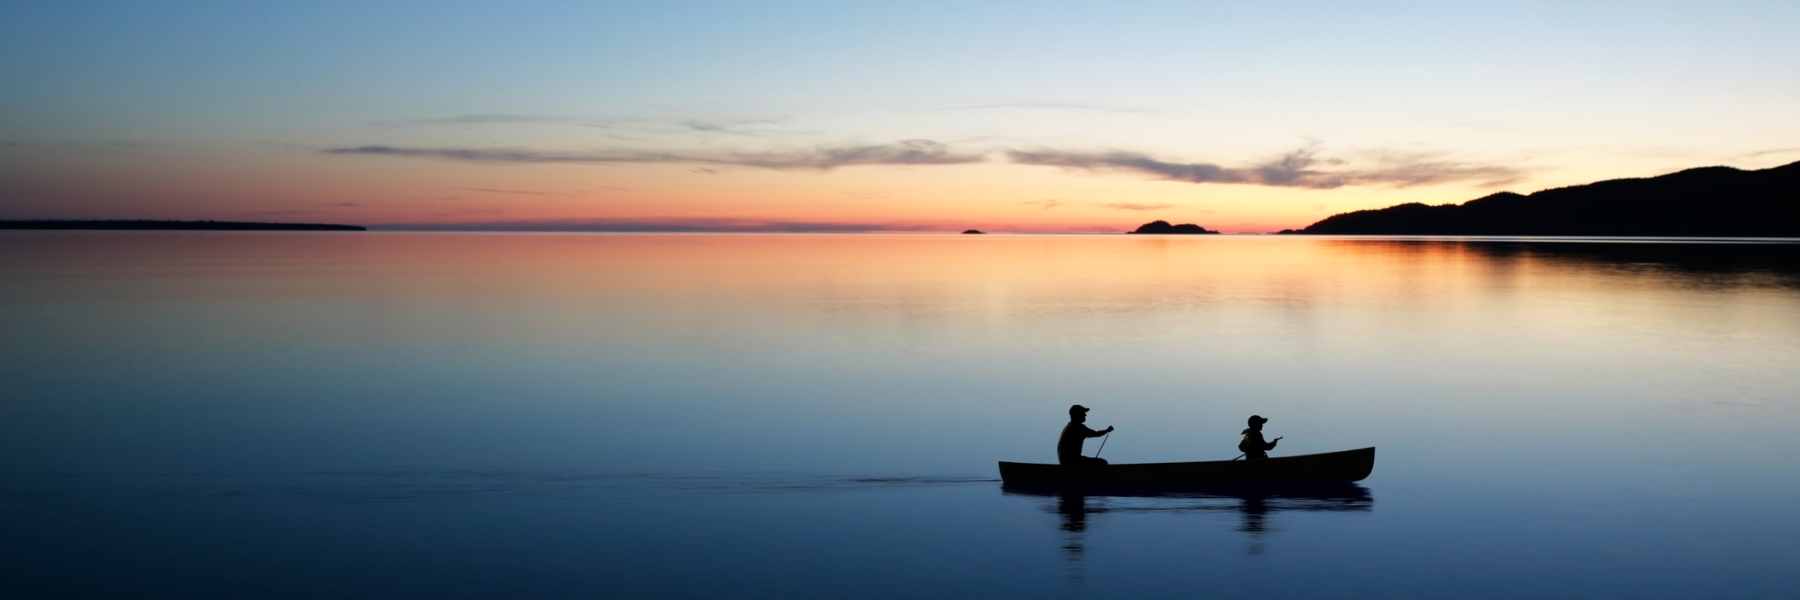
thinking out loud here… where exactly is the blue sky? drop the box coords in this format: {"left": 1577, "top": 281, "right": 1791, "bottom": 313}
{"left": 3, "top": 1, "right": 1796, "bottom": 230}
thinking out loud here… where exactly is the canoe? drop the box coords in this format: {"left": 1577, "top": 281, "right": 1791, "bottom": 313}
{"left": 997, "top": 447, "right": 1375, "bottom": 484}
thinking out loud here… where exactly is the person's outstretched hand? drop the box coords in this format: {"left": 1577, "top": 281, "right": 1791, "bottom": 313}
{"left": 1105, "top": 426, "right": 1116, "bottom": 433}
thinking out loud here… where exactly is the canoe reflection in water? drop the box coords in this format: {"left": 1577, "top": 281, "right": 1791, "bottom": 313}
{"left": 1003, "top": 483, "right": 1373, "bottom": 557}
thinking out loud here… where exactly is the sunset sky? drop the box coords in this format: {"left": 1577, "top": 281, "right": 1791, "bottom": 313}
{"left": 3, "top": 1, "right": 1797, "bottom": 232}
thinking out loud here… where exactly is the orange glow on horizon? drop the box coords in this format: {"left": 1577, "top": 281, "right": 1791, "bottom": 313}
{"left": 0, "top": 146, "right": 1541, "bottom": 233}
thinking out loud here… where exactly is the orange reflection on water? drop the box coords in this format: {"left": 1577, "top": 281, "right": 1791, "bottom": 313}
{"left": 3, "top": 231, "right": 1799, "bottom": 472}
{"left": 6, "top": 232, "right": 1796, "bottom": 315}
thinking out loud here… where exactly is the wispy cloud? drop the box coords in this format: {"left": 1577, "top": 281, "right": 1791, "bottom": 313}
{"left": 370, "top": 217, "right": 952, "bottom": 233}
{"left": 1102, "top": 202, "right": 1175, "bottom": 211}
{"left": 327, "top": 137, "right": 1521, "bottom": 189}
{"left": 681, "top": 118, "right": 787, "bottom": 137}
{"left": 1022, "top": 199, "right": 1063, "bottom": 210}
{"left": 1009, "top": 147, "right": 1521, "bottom": 189}
{"left": 1735, "top": 147, "right": 1800, "bottom": 159}
{"left": 377, "top": 114, "right": 799, "bottom": 137}
{"left": 2, "top": 140, "right": 159, "bottom": 150}
{"left": 459, "top": 188, "right": 578, "bottom": 196}
{"left": 326, "top": 139, "right": 984, "bottom": 171}
{"left": 922, "top": 101, "right": 1151, "bottom": 114}
{"left": 380, "top": 114, "right": 593, "bottom": 126}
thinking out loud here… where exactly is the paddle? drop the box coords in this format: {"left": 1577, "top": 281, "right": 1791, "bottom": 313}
{"left": 1231, "top": 436, "right": 1284, "bottom": 460}
{"left": 1094, "top": 431, "right": 1111, "bottom": 459}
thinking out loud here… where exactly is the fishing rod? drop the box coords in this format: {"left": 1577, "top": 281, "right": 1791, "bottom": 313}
{"left": 1094, "top": 431, "right": 1111, "bottom": 458}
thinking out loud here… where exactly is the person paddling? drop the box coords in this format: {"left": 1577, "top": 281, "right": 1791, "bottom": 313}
{"left": 1058, "top": 405, "right": 1115, "bottom": 465}
{"left": 1239, "top": 415, "right": 1282, "bottom": 460}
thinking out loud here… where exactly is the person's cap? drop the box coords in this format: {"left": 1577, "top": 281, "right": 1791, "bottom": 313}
{"left": 1247, "top": 414, "right": 1268, "bottom": 425}
{"left": 1069, "top": 405, "right": 1090, "bottom": 416}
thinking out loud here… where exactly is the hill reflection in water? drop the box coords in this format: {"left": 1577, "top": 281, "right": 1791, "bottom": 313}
{"left": 1344, "top": 238, "right": 1800, "bottom": 288}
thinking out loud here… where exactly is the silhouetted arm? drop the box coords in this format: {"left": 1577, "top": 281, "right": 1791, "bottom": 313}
{"left": 1088, "top": 426, "right": 1114, "bottom": 438}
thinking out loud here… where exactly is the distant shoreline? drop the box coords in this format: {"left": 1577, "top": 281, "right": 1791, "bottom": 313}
{"left": 4, "top": 223, "right": 1796, "bottom": 239}
{"left": 1278, "top": 160, "right": 1799, "bottom": 237}
{"left": 0, "top": 220, "right": 366, "bottom": 231}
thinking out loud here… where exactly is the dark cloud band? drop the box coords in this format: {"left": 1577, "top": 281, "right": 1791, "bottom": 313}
{"left": 1102, "top": 202, "right": 1176, "bottom": 211}
{"left": 325, "top": 139, "right": 984, "bottom": 171}
{"left": 1008, "top": 148, "right": 1521, "bottom": 189}
{"left": 370, "top": 218, "right": 947, "bottom": 233}
{"left": 327, "top": 141, "right": 1520, "bottom": 188}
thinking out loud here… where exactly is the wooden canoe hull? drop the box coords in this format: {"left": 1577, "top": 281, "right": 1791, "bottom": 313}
{"left": 997, "top": 447, "right": 1375, "bottom": 484}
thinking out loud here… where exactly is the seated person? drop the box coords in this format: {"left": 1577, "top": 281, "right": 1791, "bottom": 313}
{"left": 1058, "top": 405, "right": 1114, "bottom": 465}
{"left": 1239, "top": 415, "right": 1282, "bottom": 459}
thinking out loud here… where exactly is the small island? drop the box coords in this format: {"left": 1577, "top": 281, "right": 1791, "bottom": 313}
{"left": 1127, "top": 220, "right": 1220, "bottom": 234}
{"left": 1280, "top": 159, "right": 1800, "bottom": 237}
{"left": 962, "top": 229, "right": 985, "bottom": 234}
{"left": 0, "top": 220, "right": 367, "bottom": 231}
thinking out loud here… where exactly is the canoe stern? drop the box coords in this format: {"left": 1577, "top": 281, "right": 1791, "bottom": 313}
{"left": 998, "top": 447, "right": 1375, "bottom": 485}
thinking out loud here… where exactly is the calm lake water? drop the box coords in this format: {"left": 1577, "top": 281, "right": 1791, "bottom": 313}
{"left": 3, "top": 232, "right": 1799, "bottom": 599}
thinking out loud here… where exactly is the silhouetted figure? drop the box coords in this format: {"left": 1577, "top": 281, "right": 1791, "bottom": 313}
{"left": 1239, "top": 415, "right": 1282, "bottom": 460}
{"left": 1058, "top": 405, "right": 1114, "bottom": 465}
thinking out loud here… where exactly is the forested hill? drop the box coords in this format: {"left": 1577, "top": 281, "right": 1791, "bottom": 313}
{"left": 1287, "top": 160, "right": 1800, "bottom": 237}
